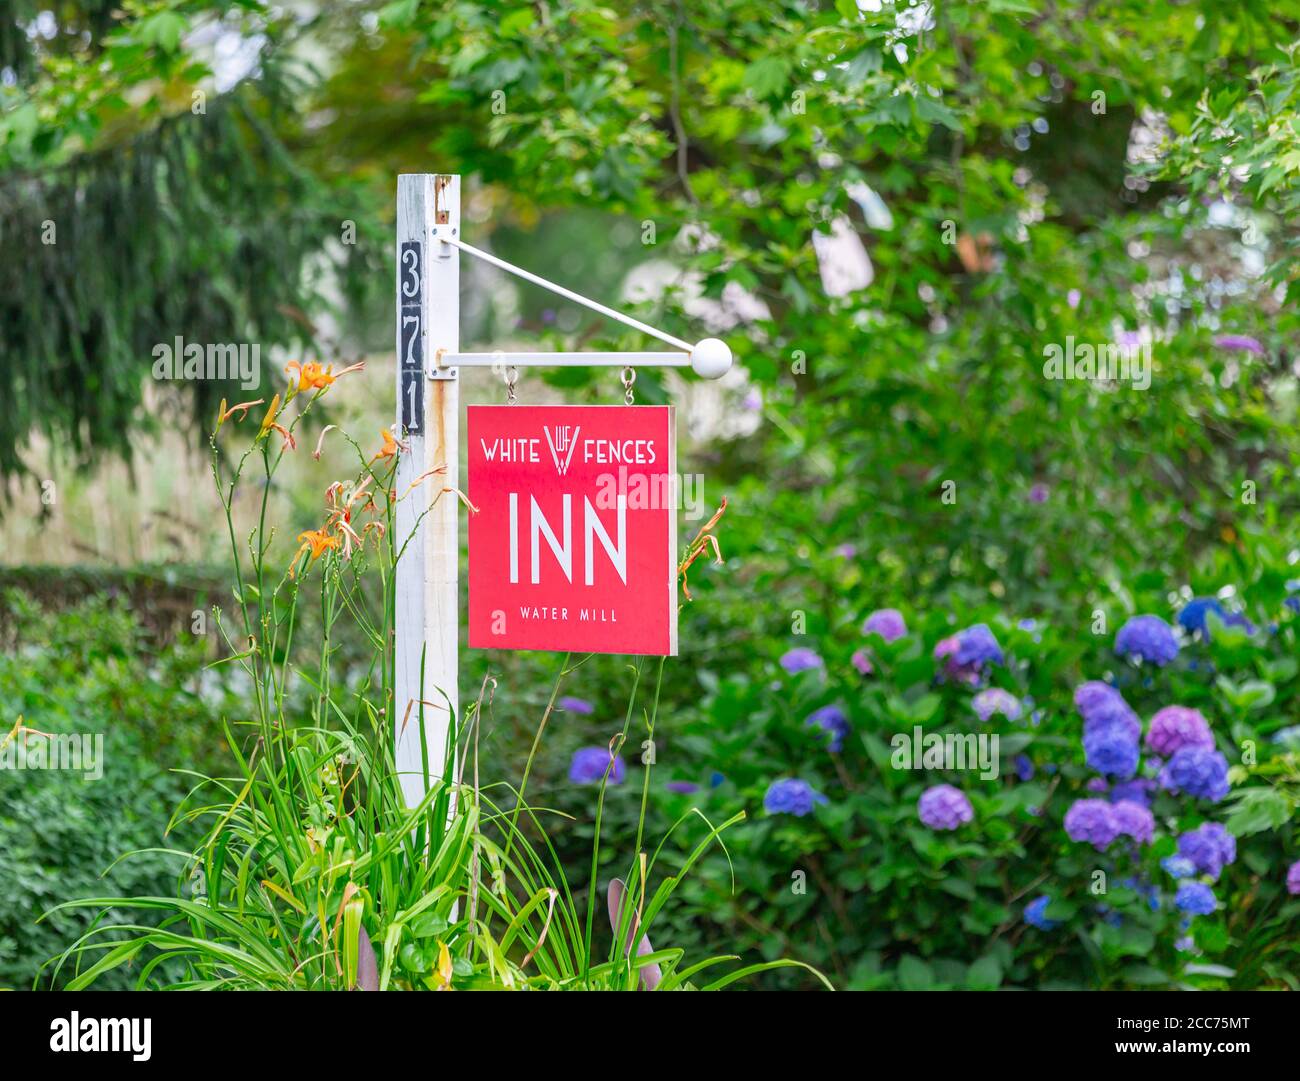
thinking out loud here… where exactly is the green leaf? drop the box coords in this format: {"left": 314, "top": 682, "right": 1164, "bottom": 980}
{"left": 966, "top": 955, "right": 1002, "bottom": 990}
{"left": 743, "top": 57, "right": 790, "bottom": 100}
{"left": 139, "top": 12, "right": 186, "bottom": 53}
{"left": 897, "top": 954, "right": 933, "bottom": 991}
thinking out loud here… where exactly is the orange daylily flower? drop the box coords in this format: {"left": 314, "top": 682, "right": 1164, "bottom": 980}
{"left": 286, "top": 360, "right": 366, "bottom": 394}
{"left": 258, "top": 394, "right": 282, "bottom": 437}
{"left": 216, "top": 398, "right": 266, "bottom": 430}
{"left": 678, "top": 496, "right": 728, "bottom": 601}
{"left": 268, "top": 422, "right": 297, "bottom": 451}
{"left": 372, "top": 427, "right": 404, "bottom": 462}
{"left": 313, "top": 425, "right": 337, "bottom": 460}
{"left": 289, "top": 528, "right": 339, "bottom": 577}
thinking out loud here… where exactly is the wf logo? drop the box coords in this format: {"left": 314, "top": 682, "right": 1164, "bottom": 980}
{"left": 543, "top": 424, "right": 580, "bottom": 476}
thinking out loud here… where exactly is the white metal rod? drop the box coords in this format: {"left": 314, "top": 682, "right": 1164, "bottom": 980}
{"left": 440, "top": 235, "right": 696, "bottom": 353}
{"left": 439, "top": 351, "right": 690, "bottom": 368}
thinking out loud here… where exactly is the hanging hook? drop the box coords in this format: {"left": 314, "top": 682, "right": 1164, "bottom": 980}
{"left": 505, "top": 365, "right": 519, "bottom": 404}
{"left": 620, "top": 365, "right": 636, "bottom": 405}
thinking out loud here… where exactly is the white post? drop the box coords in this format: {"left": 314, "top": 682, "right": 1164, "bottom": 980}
{"left": 394, "top": 173, "right": 460, "bottom": 808}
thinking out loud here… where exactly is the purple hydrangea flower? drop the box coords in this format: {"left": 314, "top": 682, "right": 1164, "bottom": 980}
{"left": 806, "top": 704, "right": 851, "bottom": 753}
{"left": 1174, "top": 881, "right": 1217, "bottom": 915}
{"left": 665, "top": 780, "right": 699, "bottom": 794}
{"left": 1160, "top": 745, "right": 1230, "bottom": 802}
{"left": 972, "top": 687, "right": 1022, "bottom": 722}
{"left": 1213, "top": 334, "right": 1265, "bottom": 356}
{"left": 569, "top": 747, "right": 625, "bottom": 785}
{"left": 1086, "top": 777, "right": 1109, "bottom": 793}
{"left": 1112, "top": 800, "right": 1155, "bottom": 845}
{"left": 763, "top": 778, "right": 827, "bottom": 816}
{"left": 1177, "top": 823, "right": 1237, "bottom": 881}
{"left": 1162, "top": 855, "right": 1196, "bottom": 879}
{"left": 1064, "top": 798, "right": 1121, "bottom": 850}
{"left": 1146, "top": 705, "right": 1215, "bottom": 757}
{"left": 1288, "top": 860, "right": 1300, "bottom": 896}
{"left": 917, "top": 784, "right": 974, "bottom": 830}
{"left": 862, "top": 608, "right": 907, "bottom": 642}
{"left": 1074, "top": 680, "right": 1124, "bottom": 716}
{"left": 835, "top": 543, "right": 857, "bottom": 559}
{"left": 850, "top": 649, "right": 874, "bottom": 676}
{"left": 1028, "top": 483, "right": 1049, "bottom": 504}
{"left": 1084, "top": 725, "right": 1139, "bottom": 778}
{"left": 558, "top": 696, "right": 594, "bottom": 715}
{"left": 1110, "top": 778, "right": 1156, "bottom": 807}
{"left": 1024, "top": 895, "right": 1059, "bottom": 930}
{"left": 1115, "top": 614, "right": 1180, "bottom": 666}
{"left": 780, "top": 647, "right": 823, "bottom": 674}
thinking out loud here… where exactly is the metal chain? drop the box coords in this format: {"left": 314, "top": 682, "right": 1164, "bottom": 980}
{"left": 505, "top": 365, "right": 519, "bottom": 404}
{"left": 620, "top": 365, "right": 636, "bottom": 405}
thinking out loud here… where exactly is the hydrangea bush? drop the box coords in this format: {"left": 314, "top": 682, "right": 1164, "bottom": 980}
{"left": 624, "top": 588, "right": 1300, "bottom": 990}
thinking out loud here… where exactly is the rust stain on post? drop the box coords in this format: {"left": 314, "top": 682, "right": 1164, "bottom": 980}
{"left": 434, "top": 175, "right": 451, "bottom": 224}
{"left": 430, "top": 378, "right": 451, "bottom": 466}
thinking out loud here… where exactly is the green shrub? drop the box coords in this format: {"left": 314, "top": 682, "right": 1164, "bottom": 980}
{"left": 0, "top": 590, "right": 239, "bottom": 988}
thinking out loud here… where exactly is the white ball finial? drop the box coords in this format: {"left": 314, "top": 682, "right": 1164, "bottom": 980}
{"left": 690, "top": 337, "right": 732, "bottom": 380}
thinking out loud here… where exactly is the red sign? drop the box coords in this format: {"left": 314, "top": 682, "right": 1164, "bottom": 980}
{"left": 467, "top": 404, "right": 678, "bottom": 656}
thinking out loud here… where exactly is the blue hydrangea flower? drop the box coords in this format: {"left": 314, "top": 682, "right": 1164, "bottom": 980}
{"left": 1114, "top": 614, "right": 1180, "bottom": 666}
{"left": 1014, "top": 754, "right": 1035, "bottom": 781}
{"left": 1160, "top": 745, "right": 1230, "bottom": 802}
{"left": 1074, "top": 680, "right": 1123, "bottom": 715}
{"left": 862, "top": 608, "right": 907, "bottom": 642}
{"left": 709, "top": 771, "right": 725, "bottom": 788}
{"left": 1074, "top": 682, "right": 1142, "bottom": 742}
{"left": 1084, "top": 725, "right": 1139, "bottom": 778}
{"left": 763, "top": 778, "right": 827, "bottom": 816}
{"left": 972, "top": 687, "right": 1022, "bottom": 722}
{"left": 1174, "top": 881, "right": 1217, "bottom": 916}
{"left": 780, "top": 647, "right": 823, "bottom": 674}
{"left": 1286, "top": 580, "right": 1300, "bottom": 614}
{"left": 1110, "top": 778, "right": 1156, "bottom": 807}
{"left": 805, "top": 704, "right": 851, "bottom": 753}
{"left": 955, "top": 623, "right": 1004, "bottom": 666}
{"left": 1064, "top": 798, "right": 1120, "bottom": 850}
{"left": 1177, "top": 822, "right": 1237, "bottom": 881}
{"left": 917, "top": 784, "right": 974, "bottom": 830}
{"left": 1024, "top": 895, "right": 1059, "bottom": 930}
{"left": 557, "top": 696, "right": 594, "bottom": 714}
{"left": 569, "top": 747, "right": 625, "bottom": 785}
{"left": 1178, "top": 597, "right": 1225, "bottom": 638}
{"left": 1161, "top": 855, "right": 1196, "bottom": 879}
{"left": 1120, "top": 876, "right": 1161, "bottom": 910}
